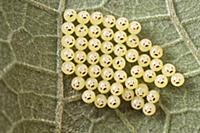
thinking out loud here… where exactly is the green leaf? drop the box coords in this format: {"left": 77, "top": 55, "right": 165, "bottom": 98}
{"left": 0, "top": 0, "right": 200, "bottom": 133}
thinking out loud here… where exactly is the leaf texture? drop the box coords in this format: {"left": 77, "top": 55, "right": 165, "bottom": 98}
{"left": 0, "top": 0, "right": 200, "bottom": 133}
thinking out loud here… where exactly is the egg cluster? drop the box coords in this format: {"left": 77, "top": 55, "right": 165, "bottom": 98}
{"left": 61, "top": 9, "right": 185, "bottom": 116}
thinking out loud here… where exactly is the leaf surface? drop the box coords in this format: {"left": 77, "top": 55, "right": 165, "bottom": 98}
{"left": 0, "top": 0, "right": 200, "bottom": 133}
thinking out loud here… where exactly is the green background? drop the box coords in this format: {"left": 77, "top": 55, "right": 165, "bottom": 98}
{"left": 1, "top": 0, "right": 200, "bottom": 133}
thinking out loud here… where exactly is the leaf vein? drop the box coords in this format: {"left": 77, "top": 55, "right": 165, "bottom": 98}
{"left": 165, "top": 0, "right": 200, "bottom": 66}
{"left": 54, "top": 0, "right": 65, "bottom": 133}
{"left": 115, "top": 109, "right": 136, "bottom": 133}
{"left": 23, "top": 0, "right": 59, "bottom": 15}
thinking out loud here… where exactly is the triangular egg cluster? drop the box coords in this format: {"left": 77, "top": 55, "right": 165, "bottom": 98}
{"left": 61, "top": 9, "right": 185, "bottom": 116}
